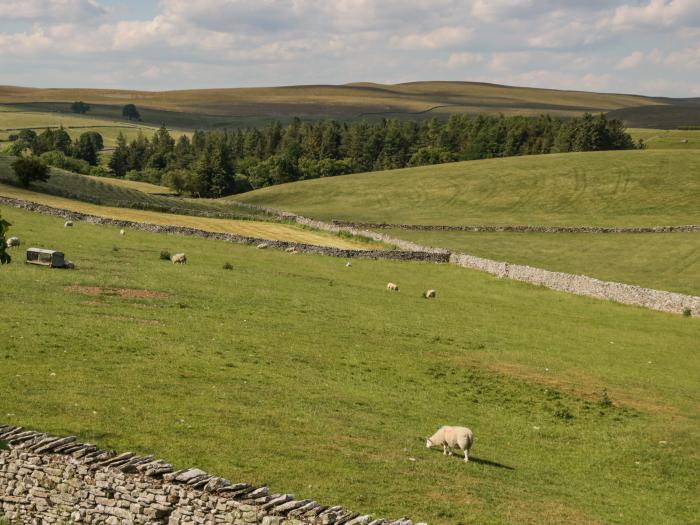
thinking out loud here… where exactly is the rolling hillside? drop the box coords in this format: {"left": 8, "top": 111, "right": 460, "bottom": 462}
{"left": 233, "top": 149, "right": 700, "bottom": 227}
{"left": 0, "top": 81, "right": 689, "bottom": 129}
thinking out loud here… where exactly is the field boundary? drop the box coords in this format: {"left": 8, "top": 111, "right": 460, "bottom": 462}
{"left": 329, "top": 220, "right": 700, "bottom": 233}
{"left": 228, "top": 201, "right": 700, "bottom": 317}
{"left": 0, "top": 425, "right": 413, "bottom": 525}
{"left": 0, "top": 196, "right": 448, "bottom": 262}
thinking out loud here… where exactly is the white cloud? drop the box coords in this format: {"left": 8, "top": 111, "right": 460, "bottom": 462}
{"left": 1, "top": 0, "right": 107, "bottom": 22}
{"left": 390, "top": 26, "right": 471, "bottom": 50}
{"left": 445, "top": 52, "right": 483, "bottom": 68}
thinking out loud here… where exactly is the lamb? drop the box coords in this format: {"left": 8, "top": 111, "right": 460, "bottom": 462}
{"left": 119, "top": 229, "right": 125, "bottom": 236}
{"left": 426, "top": 425, "right": 473, "bottom": 462}
{"left": 424, "top": 289, "right": 436, "bottom": 298}
{"left": 386, "top": 282, "right": 399, "bottom": 292}
{"left": 5, "top": 237, "right": 20, "bottom": 248}
{"left": 171, "top": 253, "right": 187, "bottom": 264}
{"left": 345, "top": 262, "right": 352, "bottom": 267}
{"left": 64, "top": 220, "right": 73, "bottom": 227}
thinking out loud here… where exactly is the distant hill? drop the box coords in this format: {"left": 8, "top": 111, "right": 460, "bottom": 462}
{"left": 1, "top": 81, "right": 695, "bottom": 129}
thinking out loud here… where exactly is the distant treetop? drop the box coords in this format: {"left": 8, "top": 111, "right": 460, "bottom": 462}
{"left": 71, "top": 101, "right": 90, "bottom": 114}
{"left": 122, "top": 104, "right": 141, "bottom": 121}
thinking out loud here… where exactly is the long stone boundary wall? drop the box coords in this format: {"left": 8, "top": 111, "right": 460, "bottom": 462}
{"left": 228, "top": 201, "right": 700, "bottom": 317}
{"left": 330, "top": 220, "right": 700, "bottom": 234}
{"left": 0, "top": 425, "right": 418, "bottom": 525}
{"left": 0, "top": 197, "right": 448, "bottom": 263}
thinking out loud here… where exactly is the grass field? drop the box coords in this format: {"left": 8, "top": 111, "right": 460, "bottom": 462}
{"left": 628, "top": 128, "right": 700, "bottom": 150}
{"left": 1, "top": 205, "right": 698, "bottom": 524}
{"left": 0, "top": 106, "right": 182, "bottom": 148}
{"left": 234, "top": 150, "right": 700, "bottom": 227}
{"left": 380, "top": 229, "right": 700, "bottom": 296}
{"left": 0, "top": 184, "right": 378, "bottom": 249}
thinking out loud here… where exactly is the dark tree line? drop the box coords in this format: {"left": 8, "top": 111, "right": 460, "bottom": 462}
{"left": 109, "top": 112, "right": 638, "bottom": 198}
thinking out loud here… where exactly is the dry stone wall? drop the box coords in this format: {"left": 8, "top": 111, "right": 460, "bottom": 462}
{"left": 0, "top": 197, "right": 448, "bottom": 263}
{"left": 0, "top": 425, "right": 420, "bottom": 525}
{"left": 329, "top": 220, "right": 700, "bottom": 234}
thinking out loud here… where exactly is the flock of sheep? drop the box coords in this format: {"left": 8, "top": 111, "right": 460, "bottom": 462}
{"left": 5, "top": 220, "right": 475, "bottom": 465}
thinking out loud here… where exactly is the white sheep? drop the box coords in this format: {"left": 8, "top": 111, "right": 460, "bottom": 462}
{"left": 171, "top": 253, "right": 187, "bottom": 264}
{"left": 285, "top": 247, "right": 297, "bottom": 253}
{"left": 119, "top": 229, "right": 125, "bottom": 236}
{"left": 426, "top": 425, "right": 473, "bottom": 462}
{"left": 257, "top": 243, "right": 269, "bottom": 249}
{"left": 64, "top": 220, "right": 73, "bottom": 227}
{"left": 424, "top": 289, "right": 436, "bottom": 298}
{"left": 5, "top": 237, "right": 20, "bottom": 248}
{"left": 345, "top": 262, "right": 352, "bottom": 267}
{"left": 386, "top": 282, "right": 399, "bottom": 292}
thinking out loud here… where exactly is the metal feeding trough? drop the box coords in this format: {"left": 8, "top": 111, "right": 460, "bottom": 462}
{"left": 25, "top": 248, "right": 74, "bottom": 269}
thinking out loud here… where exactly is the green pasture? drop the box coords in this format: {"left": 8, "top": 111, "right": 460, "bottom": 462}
{"left": 1, "top": 206, "right": 698, "bottom": 525}
{"left": 0, "top": 108, "right": 184, "bottom": 147}
{"left": 234, "top": 150, "right": 700, "bottom": 227}
{"left": 381, "top": 229, "right": 700, "bottom": 296}
{"left": 628, "top": 128, "right": 700, "bottom": 150}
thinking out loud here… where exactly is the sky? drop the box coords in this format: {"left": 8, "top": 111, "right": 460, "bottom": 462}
{"left": 0, "top": 0, "right": 698, "bottom": 97}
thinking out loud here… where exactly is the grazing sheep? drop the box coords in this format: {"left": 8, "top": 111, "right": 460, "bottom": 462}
{"left": 386, "top": 282, "right": 399, "bottom": 292}
{"left": 5, "top": 237, "right": 20, "bottom": 248}
{"left": 424, "top": 289, "right": 436, "bottom": 299}
{"left": 345, "top": 262, "right": 352, "bottom": 267}
{"left": 285, "top": 247, "right": 296, "bottom": 253}
{"left": 426, "top": 425, "right": 473, "bottom": 462}
{"left": 171, "top": 253, "right": 187, "bottom": 264}
{"left": 64, "top": 220, "right": 73, "bottom": 227}
{"left": 257, "top": 243, "right": 269, "bottom": 249}
{"left": 119, "top": 229, "right": 125, "bottom": 235}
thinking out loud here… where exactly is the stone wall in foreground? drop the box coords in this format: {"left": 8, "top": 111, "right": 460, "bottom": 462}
{"left": 0, "top": 425, "right": 418, "bottom": 525}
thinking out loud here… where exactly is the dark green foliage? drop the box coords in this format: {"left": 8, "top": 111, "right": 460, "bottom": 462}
{"left": 223, "top": 261, "right": 233, "bottom": 270}
{"left": 109, "top": 113, "right": 636, "bottom": 198}
{"left": 0, "top": 213, "right": 10, "bottom": 264}
{"left": 159, "top": 250, "right": 171, "bottom": 260}
{"left": 40, "top": 150, "right": 91, "bottom": 174}
{"left": 73, "top": 132, "right": 104, "bottom": 165}
{"left": 12, "top": 156, "right": 50, "bottom": 187}
{"left": 71, "top": 101, "right": 91, "bottom": 114}
{"left": 122, "top": 104, "right": 141, "bottom": 121}
{"left": 682, "top": 307, "right": 692, "bottom": 317}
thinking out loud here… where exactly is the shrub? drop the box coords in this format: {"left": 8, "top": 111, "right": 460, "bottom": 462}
{"left": 682, "top": 307, "right": 692, "bottom": 317}
{"left": 223, "top": 262, "right": 233, "bottom": 270}
{"left": 89, "top": 165, "right": 111, "bottom": 177}
{"left": 40, "top": 150, "right": 91, "bottom": 174}
{"left": 159, "top": 250, "right": 171, "bottom": 261}
{"left": 12, "top": 156, "right": 50, "bottom": 187}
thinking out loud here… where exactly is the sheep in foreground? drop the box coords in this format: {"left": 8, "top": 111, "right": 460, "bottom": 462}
{"left": 345, "top": 262, "right": 352, "bottom": 267}
{"left": 171, "top": 253, "right": 187, "bottom": 264}
{"left": 64, "top": 220, "right": 73, "bottom": 228}
{"left": 119, "top": 229, "right": 125, "bottom": 236}
{"left": 5, "top": 237, "right": 20, "bottom": 248}
{"left": 426, "top": 425, "right": 473, "bottom": 462}
{"left": 386, "top": 282, "right": 399, "bottom": 292}
{"left": 424, "top": 289, "right": 436, "bottom": 298}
